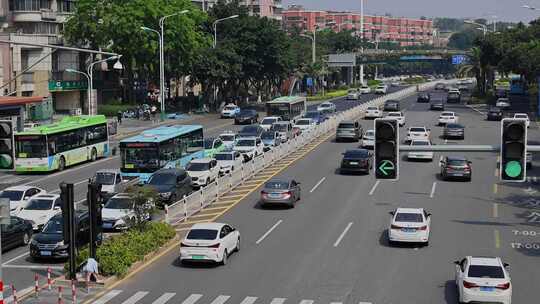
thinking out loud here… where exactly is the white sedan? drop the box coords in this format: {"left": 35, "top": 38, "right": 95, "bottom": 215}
{"left": 346, "top": 89, "right": 360, "bottom": 100}
{"left": 365, "top": 106, "right": 383, "bottom": 119}
{"left": 17, "top": 194, "right": 62, "bottom": 231}
{"left": 294, "top": 118, "right": 316, "bottom": 132}
{"left": 513, "top": 113, "right": 530, "bottom": 128}
{"left": 180, "top": 222, "right": 240, "bottom": 265}
{"left": 406, "top": 126, "right": 430, "bottom": 142}
{"left": 386, "top": 111, "right": 405, "bottom": 127}
{"left": 388, "top": 208, "right": 431, "bottom": 245}
{"left": 317, "top": 102, "right": 336, "bottom": 113}
{"left": 438, "top": 111, "right": 459, "bottom": 125}
{"left": 0, "top": 185, "right": 45, "bottom": 214}
{"left": 496, "top": 98, "right": 511, "bottom": 109}
{"left": 407, "top": 139, "right": 433, "bottom": 161}
{"left": 455, "top": 256, "right": 512, "bottom": 304}
{"left": 361, "top": 129, "right": 374, "bottom": 148}
{"left": 260, "top": 116, "right": 282, "bottom": 131}
{"left": 359, "top": 85, "right": 371, "bottom": 94}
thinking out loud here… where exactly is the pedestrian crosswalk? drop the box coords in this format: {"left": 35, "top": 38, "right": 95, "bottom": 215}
{"left": 92, "top": 290, "right": 374, "bottom": 304}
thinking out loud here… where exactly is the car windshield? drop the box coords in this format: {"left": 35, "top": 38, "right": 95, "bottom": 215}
{"left": 239, "top": 110, "right": 255, "bottom": 116}
{"left": 515, "top": 114, "right": 528, "bottom": 119}
{"left": 272, "top": 124, "right": 288, "bottom": 131}
{"left": 261, "top": 118, "right": 278, "bottom": 125}
{"left": 219, "top": 135, "right": 236, "bottom": 142}
{"left": 265, "top": 181, "right": 290, "bottom": 189}
{"left": 104, "top": 197, "right": 133, "bottom": 209}
{"left": 187, "top": 229, "right": 218, "bottom": 240}
{"left": 348, "top": 89, "right": 357, "bottom": 93}
{"left": 148, "top": 173, "right": 176, "bottom": 185}
{"left": 338, "top": 123, "right": 355, "bottom": 128}
{"left": 410, "top": 127, "right": 426, "bottom": 132}
{"left": 344, "top": 150, "right": 369, "bottom": 158}
{"left": 467, "top": 265, "right": 505, "bottom": 279}
{"left": 388, "top": 113, "right": 401, "bottom": 117}
{"left": 304, "top": 112, "right": 320, "bottom": 119}
{"left": 441, "top": 113, "right": 453, "bottom": 116}
{"left": 412, "top": 141, "right": 430, "bottom": 146}
{"left": 236, "top": 139, "right": 255, "bottom": 147}
{"left": 490, "top": 108, "right": 502, "bottom": 113}
{"left": 261, "top": 132, "right": 276, "bottom": 139}
{"left": 0, "top": 190, "right": 24, "bottom": 201}
{"left": 241, "top": 126, "right": 259, "bottom": 133}
{"left": 42, "top": 218, "right": 63, "bottom": 234}
{"left": 25, "top": 199, "right": 53, "bottom": 210}
{"left": 215, "top": 153, "right": 233, "bottom": 161}
{"left": 224, "top": 106, "right": 237, "bottom": 110}
{"left": 447, "top": 159, "right": 468, "bottom": 166}
{"left": 365, "top": 131, "right": 375, "bottom": 137}
{"left": 447, "top": 124, "right": 463, "bottom": 129}
{"left": 186, "top": 162, "right": 210, "bottom": 171}
{"left": 367, "top": 107, "right": 378, "bottom": 111}
{"left": 395, "top": 213, "right": 423, "bottom": 222}
{"left": 95, "top": 172, "right": 116, "bottom": 185}
{"left": 377, "top": 86, "right": 385, "bottom": 89}
{"left": 296, "top": 120, "right": 311, "bottom": 125}
{"left": 319, "top": 103, "right": 332, "bottom": 108}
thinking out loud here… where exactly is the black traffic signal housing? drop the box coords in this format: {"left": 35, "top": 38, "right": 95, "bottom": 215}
{"left": 87, "top": 180, "right": 103, "bottom": 258}
{"left": 500, "top": 118, "right": 527, "bottom": 182}
{"left": 375, "top": 118, "right": 399, "bottom": 180}
{"left": 0, "top": 120, "right": 15, "bottom": 169}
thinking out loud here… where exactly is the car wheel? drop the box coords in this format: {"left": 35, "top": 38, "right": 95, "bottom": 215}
{"left": 58, "top": 156, "right": 66, "bottom": 171}
{"left": 170, "top": 194, "right": 177, "bottom": 203}
{"left": 22, "top": 231, "right": 30, "bottom": 245}
{"left": 235, "top": 238, "right": 240, "bottom": 252}
{"left": 91, "top": 148, "right": 97, "bottom": 162}
{"left": 206, "top": 178, "right": 210, "bottom": 186}
{"left": 221, "top": 250, "right": 228, "bottom": 265}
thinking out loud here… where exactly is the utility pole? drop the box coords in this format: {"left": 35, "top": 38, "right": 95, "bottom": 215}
{"left": 360, "top": 0, "right": 365, "bottom": 85}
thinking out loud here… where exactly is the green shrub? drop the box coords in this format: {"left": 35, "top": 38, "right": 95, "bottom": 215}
{"left": 367, "top": 79, "right": 382, "bottom": 87}
{"left": 67, "top": 222, "right": 176, "bottom": 277}
{"left": 307, "top": 89, "right": 348, "bottom": 101}
{"left": 98, "top": 104, "right": 133, "bottom": 117}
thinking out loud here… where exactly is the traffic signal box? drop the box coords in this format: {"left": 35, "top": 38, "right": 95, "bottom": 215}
{"left": 0, "top": 120, "right": 15, "bottom": 169}
{"left": 500, "top": 118, "right": 527, "bottom": 182}
{"left": 375, "top": 118, "right": 399, "bottom": 180}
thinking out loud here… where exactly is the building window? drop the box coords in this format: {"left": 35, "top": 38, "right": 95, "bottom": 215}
{"left": 9, "top": 0, "right": 50, "bottom": 11}
{"left": 315, "top": 16, "right": 325, "bottom": 23}
{"left": 16, "top": 22, "right": 59, "bottom": 35}
{"left": 57, "top": 0, "right": 75, "bottom": 13}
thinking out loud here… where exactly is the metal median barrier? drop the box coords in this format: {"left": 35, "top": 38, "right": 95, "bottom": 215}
{"left": 164, "top": 80, "right": 447, "bottom": 226}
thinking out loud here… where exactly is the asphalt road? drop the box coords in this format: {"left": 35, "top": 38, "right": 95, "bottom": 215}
{"left": 2, "top": 88, "right": 404, "bottom": 298}
{"left": 84, "top": 91, "right": 540, "bottom": 304}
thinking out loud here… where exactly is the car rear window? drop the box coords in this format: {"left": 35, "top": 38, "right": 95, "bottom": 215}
{"left": 446, "top": 124, "right": 462, "bottom": 129}
{"left": 367, "top": 107, "right": 378, "bottom": 110}
{"left": 441, "top": 113, "right": 453, "bottom": 116}
{"left": 187, "top": 229, "right": 218, "bottom": 240}
{"left": 338, "top": 123, "right": 355, "bottom": 128}
{"left": 344, "top": 150, "right": 368, "bottom": 158}
{"left": 467, "top": 265, "right": 505, "bottom": 279}
{"left": 395, "top": 213, "right": 423, "bottom": 222}
{"left": 447, "top": 159, "right": 467, "bottom": 166}
{"left": 410, "top": 127, "right": 426, "bottom": 132}
{"left": 265, "top": 181, "right": 289, "bottom": 189}
{"left": 296, "top": 119, "right": 311, "bottom": 125}
{"left": 411, "top": 141, "right": 430, "bottom": 146}
{"left": 261, "top": 118, "right": 278, "bottom": 125}
{"left": 215, "top": 153, "right": 233, "bottom": 161}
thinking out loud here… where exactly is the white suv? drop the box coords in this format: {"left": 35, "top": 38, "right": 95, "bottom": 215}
{"left": 375, "top": 84, "right": 388, "bottom": 94}
{"left": 359, "top": 85, "right": 371, "bottom": 94}
{"left": 386, "top": 111, "right": 405, "bottom": 127}
{"left": 186, "top": 158, "right": 219, "bottom": 187}
{"left": 215, "top": 151, "right": 243, "bottom": 175}
{"left": 406, "top": 126, "right": 430, "bottom": 142}
{"left": 233, "top": 137, "right": 264, "bottom": 161}
{"left": 365, "top": 106, "right": 383, "bottom": 119}
{"left": 260, "top": 116, "right": 282, "bottom": 131}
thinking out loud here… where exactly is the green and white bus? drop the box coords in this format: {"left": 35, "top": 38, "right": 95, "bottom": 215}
{"left": 266, "top": 96, "right": 307, "bottom": 122}
{"left": 14, "top": 115, "right": 109, "bottom": 172}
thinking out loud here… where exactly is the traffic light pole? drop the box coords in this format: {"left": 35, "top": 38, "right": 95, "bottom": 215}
{"left": 398, "top": 144, "right": 540, "bottom": 152}
{"left": 87, "top": 180, "right": 102, "bottom": 259}
{"left": 60, "top": 183, "right": 76, "bottom": 280}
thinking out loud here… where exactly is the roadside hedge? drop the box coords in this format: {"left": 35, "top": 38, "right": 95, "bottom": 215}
{"left": 69, "top": 222, "right": 176, "bottom": 277}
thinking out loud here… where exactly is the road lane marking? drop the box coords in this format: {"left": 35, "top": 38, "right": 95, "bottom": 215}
{"left": 151, "top": 293, "right": 176, "bottom": 304}
{"left": 256, "top": 220, "right": 283, "bottom": 244}
{"left": 269, "top": 299, "right": 286, "bottom": 304}
{"left": 121, "top": 291, "right": 149, "bottom": 304}
{"left": 182, "top": 294, "right": 203, "bottom": 304}
{"left": 93, "top": 290, "right": 123, "bottom": 304}
{"left": 239, "top": 297, "right": 258, "bottom": 304}
{"left": 299, "top": 300, "right": 314, "bottom": 304}
{"left": 494, "top": 229, "right": 501, "bottom": 249}
{"left": 493, "top": 183, "right": 498, "bottom": 194}
{"left": 334, "top": 222, "right": 353, "bottom": 247}
{"left": 358, "top": 302, "right": 373, "bottom": 304}
{"left": 493, "top": 203, "right": 499, "bottom": 218}
{"left": 310, "top": 177, "right": 326, "bottom": 193}
{"left": 1, "top": 252, "right": 29, "bottom": 265}
{"left": 368, "top": 181, "right": 380, "bottom": 196}
{"left": 210, "top": 295, "right": 230, "bottom": 304}
{"left": 429, "top": 182, "right": 437, "bottom": 198}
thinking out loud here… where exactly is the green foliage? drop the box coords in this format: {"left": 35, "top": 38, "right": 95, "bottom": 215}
{"left": 70, "top": 222, "right": 176, "bottom": 277}
{"left": 448, "top": 29, "right": 481, "bottom": 50}
{"left": 125, "top": 185, "right": 159, "bottom": 232}
{"left": 367, "top": 79, "right": 382, "bottom": 87}
{"left": 403, "top": 77, "right": 427, "bottom": 84}
{"left": 307, "top": 89, "right": 348, "bottom": 101}
{"left": 434, "top": 18, "right": 465, "bottom": 32}
{"left": 98, "top": 104, "right": 133, "bottom": 117}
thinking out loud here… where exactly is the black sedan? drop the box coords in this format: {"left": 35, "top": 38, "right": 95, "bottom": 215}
{"left": 384, "top": 100, "right": 400, "bottom": 111}
{"left": 443, "top": 123, "right": 465, "bottom": 139}
{"left": 1, "top": 216, "right": 33, "bottom": 252}
{"left": 340, "top": 149, "right": 372, "bottom": 174}
{"left": 440, "top": 156, "right": 472, "bottom": 181}
{"left": 486, "top": 107, "right": 503, "bottom": 121}
{"left": 417, "top": 93, "right": 431, "bottom": 103}
{"left": 430, "top": 101, "right": 445, "bottom": 111}
{"left": 234, "top": 109, "right": 259, "bottom": 125}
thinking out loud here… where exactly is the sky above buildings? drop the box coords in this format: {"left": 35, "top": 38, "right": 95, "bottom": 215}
{"left": 282, "top": 0, "right": 539, "bottom": 23}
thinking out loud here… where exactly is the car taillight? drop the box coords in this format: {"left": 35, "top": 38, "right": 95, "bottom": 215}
{"left": 463, "top": 281, "right": 478, "bottom": 289}
{"left": 283, "top": 191, "right": 292, "bottom": 198}
{"left": 390, "top": 224, "right": 401, "bottom": 230}
{"left": 418, "top": 225, "right": 427, "bottom": 231}
{"left": 464, "top": 165, "right": 471, "bottom": 172}
{"left": 261, "top": 191, "right": 268, "bottom": 197}
{"left": 496, "top": 282, "right": 510, "bottom": 290}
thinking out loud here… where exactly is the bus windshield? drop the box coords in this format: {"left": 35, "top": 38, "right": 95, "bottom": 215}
{"left": 267, "top": 104, "right": 290, "bottom": 119}
{"left": 15, "top": 135, "right": 47, "bottom": 158}
{"left": 123, "top": 147, "right": 159, "bottom": 171}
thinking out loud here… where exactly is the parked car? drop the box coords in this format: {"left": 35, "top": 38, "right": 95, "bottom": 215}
{"left": 260, "top": 179, "right": 301, "bottom": 208}
{"left": 384, "top": 100, "right": 400, "bottom": 111}
{"left": 237, "top": 125, "right": 264, "bottom": 138}
{"left": 147, "top": 168, "right": 192, "bottom": 206}
{"left": 180, "top": 223, "right": 240, "bottom": 265}
{"left": 317, "top": 102, "right": 336, "bottom": 114}
{"left": 1, "top": 216, "right": 33, "bottom": 252}
{"left": 1, "top": 185, "right": 45, "bottom": 214}
{"left": 234, "top": 109, "right": 259, "bottom": 125}
{"left": 271, "top": 122, "right": 294, "bottom": 142}
{"left": 443, "top": 123, "right": 465, "bottom": 139}
{"left": 417, "top": 93, "right": 431, "bottom": 103}
{"left": 487, "top": 107, "right": 504, "bottom": 121}
{"left": 186, "top": 158, "right": 219, "bottom": 188}
{"left": 375, "top": 84, "right": 389, "bottom": 94}
{"left": 340, "top": 149, "right": 372, "bottom": 174}
{"left": 365, "top": 106, "right": 383, "bottom": 119}
{"left": 220, "top": 104, "right": 240, "bottom": 118}
{"left": 101, "top": 193, "right": 151, "bottom": 231}
{"left": 336, "top": 120, "right": 362, "bottom": 142}
{"left": 347, "top": 89, "right": 360, "bottom": 100}
{"left": 260, "top": 116, "right": 282, "bottom": 131}
{"left": 440, "top": 156, "right": 472, "bottom": 181}
{"left": 203, "top": 137, "right": 225, "bottom": 158}
{"left": 215, "top": 151, "right": 243, "bottom": 175}
{"left": 233, "top": 137, "right": 264, "bottom": 161}
{"left": 17, "top": 194, "right": 62, "bottom": 231}
{"left": 30, "top": 211, "right": 93, "bottom": 259}
{"left": 261, "top": 130, "right": 281, "bottom": 148}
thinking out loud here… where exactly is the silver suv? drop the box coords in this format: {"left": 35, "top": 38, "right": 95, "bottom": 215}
{"left": 336, "top": 120, "right": 362, "bottom": 142}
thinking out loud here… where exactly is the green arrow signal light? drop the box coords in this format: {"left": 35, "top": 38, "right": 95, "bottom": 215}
{"left": 504, "top": 161, "right": 522, "bottom": 178}
{"left": 378, "top": 160, "right": 395, "bottom": 176}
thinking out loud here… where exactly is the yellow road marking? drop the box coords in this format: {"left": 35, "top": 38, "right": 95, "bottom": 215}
{"left": 492, "top": 203, "right": 499, "bottom": 218}
{"left": 202, "top": 206, "right": 230, "bottom": 211}
{"left": 175, "top": 219, "right": 215, "bottom": 226}
{"left": 494, "top": 168, "right": 498, "bottom": 177}
{"left": 493, "top": 183, "right": 498, "bottom": 194}
{"left": 188, "top": 212, "right": 224, "bottom": 219}
{"left": 494, "top": 229, "right": 501, "bottom": 249}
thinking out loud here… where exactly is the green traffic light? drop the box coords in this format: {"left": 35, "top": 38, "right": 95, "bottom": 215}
{"left": 505, "top": 161, "right": 522, "bottom": 178}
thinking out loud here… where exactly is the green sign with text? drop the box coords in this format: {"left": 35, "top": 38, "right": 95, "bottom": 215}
{"left": 48, "top": 80, "right": 88, "bottom": 92}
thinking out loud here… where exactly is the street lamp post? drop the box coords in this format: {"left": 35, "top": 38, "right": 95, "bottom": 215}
{"left": 65, "top": 68, "right": 91, "bottom": 114}
{"left": 360, "top": 0, "right": 365, "bottom": 85}
{"left": 212, "top": 14, "right": 239, "bottom": 106}
{"left": 300, "top": 33, "right": 316, "bottom": 64}
{"left": 87, "top": 56, "right": 123, "bottom": 115}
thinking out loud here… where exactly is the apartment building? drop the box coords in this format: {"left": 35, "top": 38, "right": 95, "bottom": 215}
{"left": 283, "top": 5, "right": 433, "bottom": 46}
{"left": 191, "top": 0, "right": 283, "bottom": 20}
